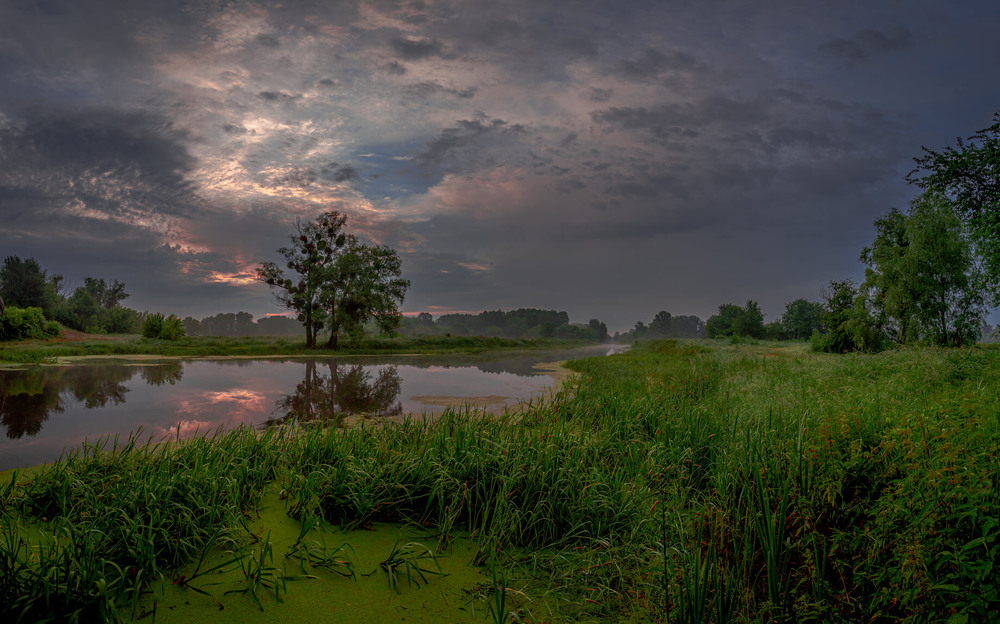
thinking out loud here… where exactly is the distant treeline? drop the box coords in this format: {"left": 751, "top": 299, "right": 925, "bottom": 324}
{"left": 399, "top": 309, "right": 609, "bottom": 341}
{"left": 182, "top": 312, "right": 302, "bottom": 337}
{"left": 613, "top": 311, "right": 706, "bottom": 342}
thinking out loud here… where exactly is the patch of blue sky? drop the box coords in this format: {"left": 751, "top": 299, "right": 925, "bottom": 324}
{"left": 353, "top": 140, "right": 440, "bottom": 200}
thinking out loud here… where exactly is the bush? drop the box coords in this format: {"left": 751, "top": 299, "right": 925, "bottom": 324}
{"left": 141, "top": 313, "right": 186, "bottom": 340}
{"left": 809, "top": 329, "right": 826, "bottom": 352}
{"left": 44, "top": 320, "right": 62, "bottom": 337}
{"left": 104, "top": 307, "right": 140, "bottom": 334}
{"left": 0, "top": 306, "right": 61, "bottom": 341}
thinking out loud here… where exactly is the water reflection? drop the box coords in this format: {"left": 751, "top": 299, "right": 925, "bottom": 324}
{"left": 0, "top": 363, "right": 182, "bottom": 440}
{"left": 0, "top": 345, "right": 623, "bottom": 470}
{"left": 264, "top": 360, "right": 403, "bottom": 427}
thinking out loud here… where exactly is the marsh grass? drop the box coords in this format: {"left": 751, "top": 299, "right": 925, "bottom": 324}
{"left": 1, "top": 340, "right": 999, "bottom": 622}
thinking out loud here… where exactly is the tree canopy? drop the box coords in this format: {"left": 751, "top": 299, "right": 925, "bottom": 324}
{"left": 256, "top": 210, "right": 409, "bottom": 348}
{"left": 908, "top": 110, "right": 1000, "bottom": 300}
{"left": 706, "top": 301, "right": 764, "bottom": 339}
{"left": 0, "top": 256, "right": 140, "bottom": 335}
{"left": 780, "top": 299, "right": 825, "bottom": 340}
{"left": 817, "top": 192, "right": 986, "bottom": 353}
{"left": 0, "top": 256, "right": 59, "bottom": 316}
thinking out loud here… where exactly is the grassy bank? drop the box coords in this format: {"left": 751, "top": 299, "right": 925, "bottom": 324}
{"left": 0, "top": 334, "right": 589, "bottom": 365}
{"left": 1, "top": 340, "right": 998, "bottom": 622}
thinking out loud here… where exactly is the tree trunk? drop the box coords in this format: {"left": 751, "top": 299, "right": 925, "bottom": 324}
{"left": 305, "top": 309, "right": 315, "bottom": 348}
{"left": 0, "top": 294, "right": 5, "bottom": 314}
{"left": 326, "top": 325, "right": 339, "bottom": 349}
{"left": 325, "top": 305, "right": 340, "bottom": 349}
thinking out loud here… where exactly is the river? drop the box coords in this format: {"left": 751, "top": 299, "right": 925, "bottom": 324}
{"left": 0, "top": 345, "right": 625, "bottom": 471}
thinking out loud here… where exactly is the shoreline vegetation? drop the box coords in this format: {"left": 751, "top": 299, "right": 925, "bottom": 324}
{"left": 0, "top": 333, "right": 597, "bottom": 366}
{"left": 1, "top": 339, "right": 999, "bottom": 622}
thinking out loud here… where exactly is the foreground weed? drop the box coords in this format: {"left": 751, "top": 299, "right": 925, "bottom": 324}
{"left": 367, "top": 540, "right": 445, "bottom": 593}
{"left": 285, "top": 538, "right": 356, "bottom": 578}
{"left": 225, "top": 533, "right": 309, "bottom": 611}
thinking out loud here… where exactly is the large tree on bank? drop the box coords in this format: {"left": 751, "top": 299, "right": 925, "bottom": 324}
{"left": 859, "top": 192, "right": 985, "bottom": 347}
{"left": 255, "top": 211, "right": 409, "bottom": 349}
{"left": 908, "top": 110, "right": 1000, "bottom": 301}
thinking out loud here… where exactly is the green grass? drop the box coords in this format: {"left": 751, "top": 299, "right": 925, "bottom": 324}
{"left": 0, "top": 334, "right": 590, "bottom": 364}
{"left": 1, "top": 339, "right": 998, "bottom": 622}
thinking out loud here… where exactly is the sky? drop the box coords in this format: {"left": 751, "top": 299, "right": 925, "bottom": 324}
{"left": 2, "top": 0, "right": 999, "bottom": 332}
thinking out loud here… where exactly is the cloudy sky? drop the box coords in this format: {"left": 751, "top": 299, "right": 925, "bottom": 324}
{"left": 2, "top": 0, "right": 999, "bottom": 331}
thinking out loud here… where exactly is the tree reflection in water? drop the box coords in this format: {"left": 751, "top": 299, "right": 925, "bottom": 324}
{"left": 0, "top": 363, "right": 183, "bottom": 439}
{"left": 266, "top": 360, "right": 402, "bottom": 428}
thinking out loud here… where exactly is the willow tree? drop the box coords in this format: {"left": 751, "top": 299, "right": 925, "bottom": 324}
{"left": 860, "top": 192, "right": 985, "bottom": 347}
{"left": 255, "top": 211, "right": 409, "bottom": 349}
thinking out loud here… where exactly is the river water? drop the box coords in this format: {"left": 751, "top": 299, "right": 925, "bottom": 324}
{"left": 0, "top": 345, "right": 624, "bottom": 471}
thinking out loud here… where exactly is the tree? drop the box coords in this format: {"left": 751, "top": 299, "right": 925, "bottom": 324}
{"left": 57, "top": 278, "right": 136, "bottom": 333}
{"left": 734, "top": 300, "right": 765, "bottom": 339}
{"left": 588, "top": 318, "right": 609, "bottom": 342}
{"left": 706, "top": 303, "right": 743, "bottom": 338}
{"left": 141, "top": 313, "right": 186, "bottom": 340}
{"left": 903, "top": 193, "right": 984, "bottom": 346}
{"left": 182, "top": 316, "right": 202, "bottom": 336}
{"left": 706, "top": 301, "right": 764, "bottom": 339}
{"left": 780, "top": 299, "right": 825, "bottom": 340}
{"left": 324, "top": 243, "right": 409, "bottom": 348}
{"left": 0, "top": 256, "right": 59, "bottom": 316}
{"left": 82, "top": 278, "right": 129, "bottom": 309}
{"left": 256, "top": 212, "right": 351, "bottom": 348}
{"left": 859, "top": 208, "right": 915, "bottom": 344}
{"left": 648, "top": 311, "right": 672, "bottom": 337}
{"left": 815, "top": 279, "right": 860, "bottom": 353}
{"left": 765, "top": 321, "right": 788, "bottom": 340}
{"left": 256, "top": 211, "right": 409, "bottom": 349}
{"left": 859, "top": 193, "right": 984, "bottom": 347}
{"left": 908, "top": 110, "right": 1000, "bottom": 300}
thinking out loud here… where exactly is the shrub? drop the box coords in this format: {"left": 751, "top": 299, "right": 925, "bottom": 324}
{"left": 141, "top": 312, "right": 186, "bottom": 340}
{"left": 0, "top": 306, "right": 61, "bottom": 341}
{"left": 44, "top": 320, "right": 62, "bottom": 337}
{"left": 104, "top": 307, "right": 140, "bottom": 334}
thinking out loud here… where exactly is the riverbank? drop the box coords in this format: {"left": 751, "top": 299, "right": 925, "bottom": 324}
{"left": 2, "top": 340, "right": 998, "bottom": 622}
{"left": 0, "top": 334, "right": 597, "bottom": 366}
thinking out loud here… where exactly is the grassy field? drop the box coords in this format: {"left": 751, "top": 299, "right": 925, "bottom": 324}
{"left": 1, "top": 340, "right": 998, "bottom": 622}
{"left": 0, "top": 334, "right": 588, "bottom": 365}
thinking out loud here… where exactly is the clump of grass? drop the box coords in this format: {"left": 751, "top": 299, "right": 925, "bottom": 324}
{"left": 366, "top": 540, "right": 445, "bottom": 593}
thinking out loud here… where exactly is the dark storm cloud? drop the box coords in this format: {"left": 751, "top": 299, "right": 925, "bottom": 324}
{"left": 390, "top": 36, "right": 448, "bottom": 60}
{"left": 591, "top": 93, "right": 777, "bottom": 139}
{"left": 382, "top": 61, "right": 408, "bottom": 75}
{"left": 416, "top": 117, "right": 527, "bottom": 170}
{"left": 222, "top": 122, "right": 249, "bottom": 134}
{"left": 403, "top": 82, "right": 478, "bottom": 100}
{"left": 261, "top": 163, "right": 360, "bottom": 189}
{"left": 0, "top": 108, "right": 198, "bottom": 219}
{"left": 818, "top": 27, "right": 914, "bottom": 64}
{"left": 257, "top": 91, "right": 303, "bottom": 103}
{"left": 441, "top": 11, "right": 600, "bottom": 65}
{"left": 253, "top": 33, "right": 281, "bottom": 48}
{"left": 617, "top": 47, "right": 700, "bottom": 81}
{"left": 323, "top": 163, "right": 361, "bottom": 183}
